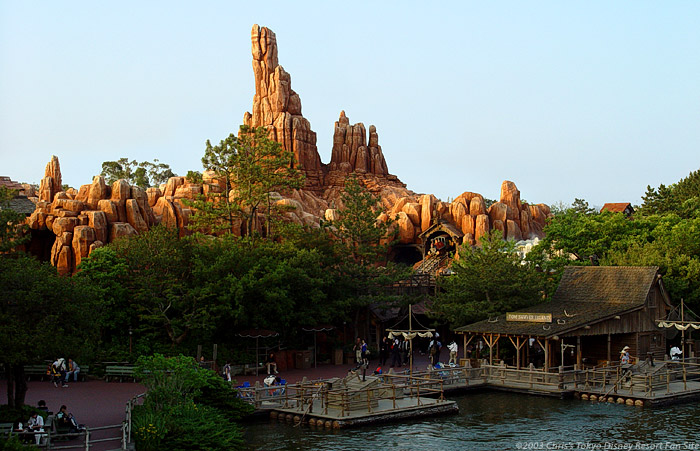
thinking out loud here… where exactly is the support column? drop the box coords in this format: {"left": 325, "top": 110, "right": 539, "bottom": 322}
{"left": 463, "top": 334, "right": 467, "bottom": 360}
{"left": 545, "top": 338, "right": 550, "bottom": 372}
{"left": 607, "top": 333, "right": 611, "bottom": 364}
{"left": 577, "top": 336, "right": 582, "bottom": 369}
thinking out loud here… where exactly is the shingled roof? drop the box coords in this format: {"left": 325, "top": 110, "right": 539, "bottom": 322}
{"left": 600, "top": 203, "right": 633, "bottom": 214}
{"left": 0, "top": 196, "right": 37, "bottom": 215}
{"left": 454, "top": 266, "right": 661, "bottom": 338}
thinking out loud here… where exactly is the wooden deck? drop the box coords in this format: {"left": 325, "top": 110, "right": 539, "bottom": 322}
{"left": 236, "top": 360, "right": 700, "bottom": 427}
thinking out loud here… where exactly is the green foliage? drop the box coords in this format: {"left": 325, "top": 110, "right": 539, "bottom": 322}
{"left": 0, "top": 254, "right": 98, "bottom": 406}
{"left": 432, "top": 234, "right": 548, "bottom": 327}
{"left": 188, "top": 125, "right": 304, "bottom": 237}
{"left": 0, "top": 187, "right": 30, "bottom": 253}
{"left": 100, "top": 158, "right": 175, "bottom": 188}
{"left": 639, "top": 169, "right": 700, "bottom": 217}
{"left": 185, "top": 170, "right": 203, "bottom": 185}
{"left": 331, "top": 176, "right": 394, "bottom": 265}
{"left": 132, "top": 354, "right": 250, "bottom": 450}
{"left": 0, "top": 436, "right": 35, "bottom": 450}
{"left": 0, "top": 404, "right": 45, "bottom": 423}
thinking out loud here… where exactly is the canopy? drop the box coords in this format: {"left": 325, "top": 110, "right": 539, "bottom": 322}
{"left": 301, "top": 325, "right": 334, "bottom": 368}
{"left": 237, "top": 330, "right": 279, "bottom": 376}
{"left": 237, "top": 329, "right": 279, "bottom": 338}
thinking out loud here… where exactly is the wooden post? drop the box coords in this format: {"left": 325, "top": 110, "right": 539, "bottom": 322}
{"left": 196, "top": 345, "right": 202, "bottom": 362}
{"left": 576, "top": 336, "right": 581, "bottom": 369}
{"left": 463, "top": 334, "right": 467, "bottom": 360}
{"left": 607, "top": 333, "right": 611, "bottom": 363}
{"left": 489, "top": 334, "right": 494, "bottom": 365}
{"left": 544, "top": 338, "right": 550, "bottom": 372}
{"left": 213, "top": 344, "right": 218, "bottom": 363}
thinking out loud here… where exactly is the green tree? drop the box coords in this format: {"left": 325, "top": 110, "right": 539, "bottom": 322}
{"left": 639, "top": 169, "right": 700, "bottom": 217}
{"left": 0, "top": 254, "right": 97, "bottom": 407}
{"left": 132, "top": 354, "right": 251, "bottom": 450}
{"left": 0, "top": 186, "right": 30, "bottom": 253}
{"left": 79, "top": 227, "right": 212, "bottom": 348}
{"left": 188, "top": 126, "right": 304, "bottom": 238}
{"left": 327, "top": 176, "right": 411, "bottom": 337}
{"left": 101, "top": 158, "right": 175, "bottom": 188}
{"left": 432, "top": 234, "right": 548, "bottom": 327}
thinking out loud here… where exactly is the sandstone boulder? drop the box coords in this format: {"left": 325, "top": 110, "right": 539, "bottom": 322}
{"left": 110, "top": 222, "right": 137, "bottom": 242}
{"left": 85, "top": 210, "right": 108, "bottom": 243}
{"left": 506, "top": 219, "right": 523, "bottom": 241}
{"left": 72, "top": 225, "right": 96, "bottom": 269}
{"left": 475, "top": 214, "right": 490, "bottom": 244}
{"left": 396, "top": 212, "right": 415, "bottom": 244}
{"left": 420, "top": 194, "right": 437, "bottom": 232}
{"left": 126, "top": 199, "right": 148, "bottom": 233}
{"left": 470, "top": 196, "right": 487, "bottom": 216}
{"left": 402, "top": 203, "right": 422, "bottom": 227}
{"left": 87, "top": 176, "right": 109, "bottom": 209}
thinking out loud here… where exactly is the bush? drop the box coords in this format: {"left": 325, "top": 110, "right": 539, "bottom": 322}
{"left": 132, "top": 354, "right": 251, "bottom": 450}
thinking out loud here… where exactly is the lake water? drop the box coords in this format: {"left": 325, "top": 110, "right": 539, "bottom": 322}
{"left": 243, "top": 391, "right": 700, "bottom": 450}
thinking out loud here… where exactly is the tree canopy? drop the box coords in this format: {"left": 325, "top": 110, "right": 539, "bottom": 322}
{"left": 101, "top": 158, "right": 175, "bottom": 188}
{"left": 187, "top": 126, "right": 304, "bottom": 238}
{"left": 432, "top": 234, "right": 549, "bottom": 327}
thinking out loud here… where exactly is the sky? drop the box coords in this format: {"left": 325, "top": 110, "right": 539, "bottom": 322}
{"left": 1, "top": 1, "right": 699, "bottom": 209}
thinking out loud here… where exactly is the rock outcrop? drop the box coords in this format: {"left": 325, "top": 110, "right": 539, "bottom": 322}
{"left": 242, "top": 25, "right": 324, "bottom": 189}
{"left": 23, "top": 26, "right": 553, "bottom": 274}
{"left": 27, "top": 159, "right": 191, "bottom": 275}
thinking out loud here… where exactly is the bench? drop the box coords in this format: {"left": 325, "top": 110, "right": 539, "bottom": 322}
{"left": 244, "top": 363, "right": 266, "bottom": 375}
{"left": 48, "top": 414, "right": 84, "bottom": 443}
{"left": 105, "top": 365, "right": 135, "bottom": 382}
{"left": 0, "top": 422, "right": 13, "bottom": 437}
{"left": 66, "top": 365, "right": 89, "bottom": 382}
{"left": 24, "top": 364, "right": 50, "bottom": 381}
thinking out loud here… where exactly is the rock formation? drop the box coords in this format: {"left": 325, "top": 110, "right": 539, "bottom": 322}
{"left": 242, "top": 25, "right": 324, "bottom": 189}
{"left": 27, "top": 158, "right": 193, "bottom": 275}
{"left": 22, "top": 26, "right": 552, "bottom": 274}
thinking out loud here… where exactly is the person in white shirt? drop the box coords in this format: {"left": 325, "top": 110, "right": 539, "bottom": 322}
{"left": 27, "top": 412, "right": 46, "bottom": 445}
{"left": 448, "top": 341, "right": 459, "bottom": 365}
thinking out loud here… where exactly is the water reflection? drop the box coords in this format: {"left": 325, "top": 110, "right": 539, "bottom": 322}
{"left": 244, "top": 391, "right": 700, "bottom": 450}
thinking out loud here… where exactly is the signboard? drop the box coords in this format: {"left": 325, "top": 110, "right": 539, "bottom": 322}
{"left": 506, "top": 312, "right": 552, "bottom": 323}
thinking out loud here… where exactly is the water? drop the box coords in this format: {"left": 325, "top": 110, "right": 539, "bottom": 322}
{"left": 243, "top": 391, "right": 700, "bottom": 450}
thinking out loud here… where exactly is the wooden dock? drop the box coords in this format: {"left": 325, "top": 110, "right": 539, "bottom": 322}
{"left": 236, "top": 359, "right": 700, "bottom": 427}
{"left": 238, "top": 372, "right": 458, "bottom": 428}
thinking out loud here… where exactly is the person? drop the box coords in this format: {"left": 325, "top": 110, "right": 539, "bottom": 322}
{"left": 56, "top": 405, "right": 84, "bottom": 433}
{"left": 620, "top": 346, "right": 631, "bottom": 365}
{"left": 390, "top": 338, "right": 402, "bottom": 368}
{"left": 448, "top": 341, "right": 458, "bottom": 365}
{"left": 222, "top": 361, "right": 232, "bottom": 382}
{"left": 65, "top": 359, "right": 80, "bottom": 382}
{"left": 670, "top": 346, "right": 682, "bottom": 361}
{"left": 361, "top": 339, "right": 369, "bottom": 368}
{"left": 37, "top": 400, "right": 49, "bottom": 413}
{"left": 353, "top": 338, "right": 363, "bottom": 368}
{"left": 266, "top": 353, "right": 278, "bottom": 375}
{"left": 379, "top": 337, "right": 390, "bottom": 367}
{"left": 26, "top": 412, "right": 46, "bottom": 445}
{"left": 429, "top": 337, "right": 441, "bottom": 366}
{"left": 51, "top": 358, "right": 68, "bottom": 388}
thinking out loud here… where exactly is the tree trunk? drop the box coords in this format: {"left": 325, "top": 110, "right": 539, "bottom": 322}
{"left": 12, "top": 365, "right": 27, "bottom": 407}
{"left": 6, "top": 363, "right": 15, "bottom": 408}
{"left": 5, "top": 364, "right": 27, "bottom": 408}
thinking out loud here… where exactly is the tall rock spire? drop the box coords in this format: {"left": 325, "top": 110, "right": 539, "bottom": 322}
{"left": 243, "top": 24, "right": 324, "bottom": 189}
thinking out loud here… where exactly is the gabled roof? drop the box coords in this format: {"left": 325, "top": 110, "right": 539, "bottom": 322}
{"left": 418, "top": 220, "right": 464, "bottom": 240}
{"left": 454, "top": 266, "right": 661, "bottom": 338}
{"left": 600, "top": 203, "right": 633, "bottom": 213}
{"left": 0, "top": 196, "right": 36, "bottom": 215}
{"left": 0, "top": 176, "right": 24, "bottom": 191}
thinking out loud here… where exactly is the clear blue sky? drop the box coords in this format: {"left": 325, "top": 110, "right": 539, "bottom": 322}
{"left": 2, "top": 1, "right": 699, "bottom": 208}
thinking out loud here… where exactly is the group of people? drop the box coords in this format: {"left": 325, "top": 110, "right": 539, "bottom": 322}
{"left": 12, "top": 401, "right": 83, "bottom": 445}
{"left": 48, "top": 357, "right": 81, "bottom": 387}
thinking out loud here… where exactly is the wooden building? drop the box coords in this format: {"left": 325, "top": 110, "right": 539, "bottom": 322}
{"left": 600, "top": 202, "right": 635, "bottom": 216}
{"left": 454, "top": 266, "right": 672, "bottom": 370}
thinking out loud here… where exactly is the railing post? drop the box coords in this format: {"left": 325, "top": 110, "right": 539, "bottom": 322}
{"left": 85, "top": 428, "right": 91, "bottom": 450}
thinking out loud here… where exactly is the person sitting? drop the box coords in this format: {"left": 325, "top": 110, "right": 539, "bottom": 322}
{"left": 52, "top": 358, "right": 68, "bottom": 387}
{"left": 620, "top": 346, "right": 631, "bottom": 365}
{"left": 266, "top": 353, "right": 278, "bottom": 375}
{"left": 65, "top": 359, "right": 81, "bottom": 382}
{"left": 26, "top": 412, "right": 46, "bottom": 445}
{"left": 56, "top": 405, "right": 85, "bottom": 433}
{"left": 37, "top": 400, "right": 49, "bottom": 413}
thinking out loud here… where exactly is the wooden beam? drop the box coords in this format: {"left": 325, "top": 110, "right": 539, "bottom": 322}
{"left": 576, "top": 336, "right": 582, "bottom": 368}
